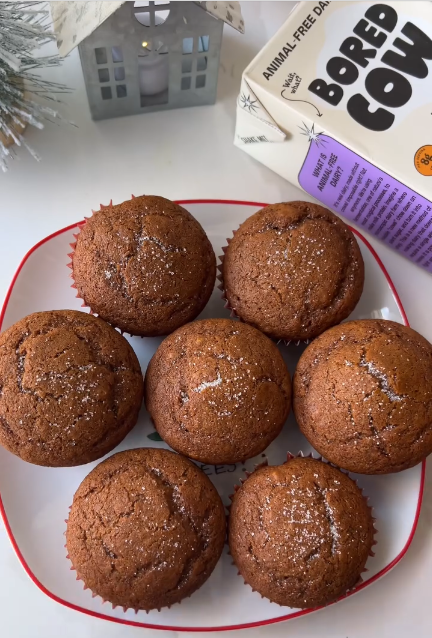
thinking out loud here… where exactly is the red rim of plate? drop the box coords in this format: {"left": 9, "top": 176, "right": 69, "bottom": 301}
{"left": 0, "top": 199, "right": 423, "bottom": 632}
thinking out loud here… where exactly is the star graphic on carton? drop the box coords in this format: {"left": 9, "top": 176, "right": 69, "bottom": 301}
{"left": 240, "top": 93, "right": 259, "bottom": 113}
{"left": 298, "top": 122, "right": 327, "bottom": 147}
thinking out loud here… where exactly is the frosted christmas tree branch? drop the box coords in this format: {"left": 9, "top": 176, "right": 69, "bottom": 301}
{"left": 0, "top": 2, "right": 70, "bottom": 172}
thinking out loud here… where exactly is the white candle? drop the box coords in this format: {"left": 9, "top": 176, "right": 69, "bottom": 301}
{"left": 138, "top": 54, "right": 169, "bottom": 96}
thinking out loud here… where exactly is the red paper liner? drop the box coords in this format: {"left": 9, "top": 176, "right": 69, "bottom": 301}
{"left": 217, "top": 232, "right": 310, "bottom": 347}
{"left": 227, "top": 451, "right": 378, "bottom": 604}
{"left": 67, "top": 195, "right": 141, "bottom": 338}
{"left": 64, "top": 499, "right": 181, "bottom": 615}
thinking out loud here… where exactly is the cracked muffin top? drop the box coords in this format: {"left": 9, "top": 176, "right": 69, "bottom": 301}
{"left": 0, "top": 310, "right": 143, "bottom": 467}
{"left": 144, "top": 318, "right": 292, "bottom": 464}
{"left": 229, "top": 457, "right": 374, "bottom": 609}
{"left": 294, "top": 319, "right": 432, "bottom": 474}
{"left": 72, "top": 195, "right": 216, "bottom": 337}
{"left": 66, "top": 448, "right": 226, "bottom": 611}
{"left": 222, "top": 201, "right": 364, "bottom": 342}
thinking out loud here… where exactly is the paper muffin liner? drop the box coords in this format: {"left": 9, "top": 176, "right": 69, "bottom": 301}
{"left": 64, "top": 495, "right": 182, "bottom": 615}
{"left": 217, "top": 232, "right": 310, "bottom": 347}
{"left": 67, "top": 196, "right": 141, "bottom": 337}
{"left": 227, "top": 451, "right": 378, "bottom": 602}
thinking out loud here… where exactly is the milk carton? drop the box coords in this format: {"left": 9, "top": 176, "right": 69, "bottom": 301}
{"left": 235, "top": 1, "right": 432, "bottom": 272}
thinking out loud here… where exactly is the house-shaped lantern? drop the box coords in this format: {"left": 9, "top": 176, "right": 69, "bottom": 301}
{"left": 51, "top": 1, "right": 244, "bottom": 121}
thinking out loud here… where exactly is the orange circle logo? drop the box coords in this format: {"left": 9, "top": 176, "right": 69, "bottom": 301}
{"left": 414, "top": 145, "right": 432, "bottom": 176}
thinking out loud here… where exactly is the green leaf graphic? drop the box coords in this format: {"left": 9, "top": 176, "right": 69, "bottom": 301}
{"left": 147, "top": 431, "right": 163, "bottom": 442}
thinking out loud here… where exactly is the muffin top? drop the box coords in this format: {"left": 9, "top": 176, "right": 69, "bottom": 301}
{"left": 145, "top": 318, "right": 291, "bottom": 464}
{"left": 229, "top": 457, "right": 374, "bottom": 609}
{"left": 72, "top": 196, "right": 216, "bottom": 336}
{"left": 66, "top": 448, "right": 226, "bottom": 611}
{"left": 0, "top": 310, "right": 143, "bottom": 467}
{"left": 222, "top": 201, "right": 364, "bottom": 341}
{"left": 294, "top": 319, "right": 432, "bottom": 474}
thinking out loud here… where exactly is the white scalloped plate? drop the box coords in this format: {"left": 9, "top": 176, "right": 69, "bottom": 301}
{"left": 0, "top": 200, "right": 424, "bottom": 631}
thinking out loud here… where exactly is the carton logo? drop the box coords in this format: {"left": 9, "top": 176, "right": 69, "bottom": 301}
{"left": 414, "top": 145, "right": 432, "bottom": 176}
{"left": 308, "top": 3, "right": 432, "bottom": 132}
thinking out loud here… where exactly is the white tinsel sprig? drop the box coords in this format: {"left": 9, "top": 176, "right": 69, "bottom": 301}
{"left": 0, "top": 2, "right": 71, "bottom": 172}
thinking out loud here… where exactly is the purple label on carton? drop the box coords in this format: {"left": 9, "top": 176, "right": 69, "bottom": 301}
{"left": 298, "top": 135, "right": 432, "bottom": 273}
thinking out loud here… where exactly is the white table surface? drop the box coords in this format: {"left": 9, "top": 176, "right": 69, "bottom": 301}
{"left": 1, "top": 2, "right": 432, "bottom": 637}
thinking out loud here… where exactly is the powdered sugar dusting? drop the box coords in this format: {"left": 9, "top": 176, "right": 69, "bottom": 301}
{"left": 322, "top": 488, "right": 340, "bottom": 555}
{"left": 137, "top": 235, "right": 187, "bottom": 254}
{"left": 245, "top": 469, "right": 347, "bottom": 573}
{"left": 193, "top": 371, "right": 222, "bottom": 393}
{"left": 180, "top": 390, "right": 189, "bottom": 405}
{"left": 359, "top": 354, "right": 406, "bottom": 402}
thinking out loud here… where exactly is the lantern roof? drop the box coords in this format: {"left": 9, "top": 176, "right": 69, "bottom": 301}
{"left": 51, "top": 1, "right": 244, "bottom": 57}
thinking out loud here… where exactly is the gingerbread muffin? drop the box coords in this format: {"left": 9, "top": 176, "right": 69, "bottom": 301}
{"left": 222, "top": 201, "right": 364, "bottom": 342}
{"left": 145, "top": 318, "right": 291, "bottom": 464}
{"left": 229, "top": 457, "right": 374, "bottom": 609}
{"left": 72, "top": 195, "right": 216, "bottom": 337}
{"left": 66, "top": 448, "right": 226, "bottom": 611}
{"left": 294, "top": 320, "right": 432, "bottom": 474}
{"left": 0, "top": 310, "right": 143, "bottom": 467}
